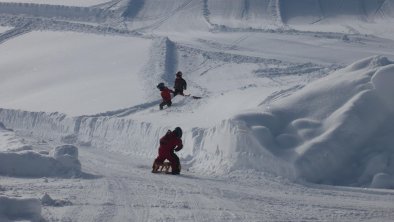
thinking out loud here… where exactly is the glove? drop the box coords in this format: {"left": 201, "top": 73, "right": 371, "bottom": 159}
{"left": 174, "top": 145, "right": 183, "bottom": 152}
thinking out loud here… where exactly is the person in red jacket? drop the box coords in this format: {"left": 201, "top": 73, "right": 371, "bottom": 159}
{"left": 157, "top": 82, "right": 174, "bottom": 110}
{"left": 152, "top": 127, "right": 183, "bottom": 175}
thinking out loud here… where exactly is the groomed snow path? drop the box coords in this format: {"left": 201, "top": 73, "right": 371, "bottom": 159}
{"left": 19, "top": 144, "right": 390, "bottom": 222}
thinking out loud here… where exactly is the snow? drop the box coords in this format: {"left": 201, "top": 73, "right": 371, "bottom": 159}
{"left": 0, "top": 31, "right": 152, "bottom": 116}
{"left": 1, "top": 0, "right": 394, "bottom": 221}
{"left": 233, "top": 55, "right": 394, "bottom": 187}
{"left": 0, "top": 0, "right": 110, "bottom": 7}
{"left": 0, "top": 144, "right": 81, "bottom": 177}
{"left": 0, "top": 26, "right": 11, "bottom": 33}
{"left": 0, "top": 196, "right": 42, "bottom": 222}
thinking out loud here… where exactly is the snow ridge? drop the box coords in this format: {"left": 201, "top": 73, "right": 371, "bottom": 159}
{"left": 0, "top": 2, "right": 114, "bottom": 22}
{"left": 0, "top": 22, "right": 32, "bottom": 44}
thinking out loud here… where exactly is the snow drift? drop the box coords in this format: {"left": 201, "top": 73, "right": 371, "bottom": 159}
{"left": 0, "top": 144, "right": 81, "bottom": 177}
{"left": 0, "top": 196, "right": 42, "bottom": 222}
{"left": 234, "top": 56, "right": 394, "bottom": 188}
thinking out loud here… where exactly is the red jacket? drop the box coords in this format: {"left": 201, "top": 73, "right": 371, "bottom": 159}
{"left": 161, "top": 87, "right": 173, "bottom": 102}
{"left": 159, "top": 131, "right": 183, "bottom": 153}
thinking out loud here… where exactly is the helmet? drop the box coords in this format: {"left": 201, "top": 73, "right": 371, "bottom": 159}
{"left": 173, "top": 127, "right": 182, "bottom": 138}
{"left": 157, "top": 82, "right": 165, "bottom": 90}
{"left": 176, "top": 71, "right": 182, "bottom": 77}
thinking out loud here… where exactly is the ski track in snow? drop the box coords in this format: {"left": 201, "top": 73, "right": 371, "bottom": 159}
{"left": 2, "top": 136, "right": 394, "bottom": 221}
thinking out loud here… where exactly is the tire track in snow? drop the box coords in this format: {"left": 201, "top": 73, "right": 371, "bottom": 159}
{"left": 82, "top": 149, "right": 151, "bottom": 222}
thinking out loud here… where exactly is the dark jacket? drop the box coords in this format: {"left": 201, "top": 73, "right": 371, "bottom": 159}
{"left": 174, "top": 77, "right": 187, "bottom": 91}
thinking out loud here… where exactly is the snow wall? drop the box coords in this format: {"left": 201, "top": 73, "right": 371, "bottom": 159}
{"left": 0, "top": 109, "right": 294, "bottom": 179}
{"left": 117, "top": 0, "right": 394, "bottom": 28}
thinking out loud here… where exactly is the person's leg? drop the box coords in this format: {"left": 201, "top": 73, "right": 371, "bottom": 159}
{"left": 159, "top": 101, "right": 165, "bottom": 110}
{"left": 167, "top": 152, "right": 180, "bottom": 174}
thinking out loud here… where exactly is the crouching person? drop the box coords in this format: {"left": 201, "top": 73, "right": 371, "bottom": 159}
{"left": 152, "top": 127, "right": 183, "bottom": 175}
{"left": 157, "top": 82, "right": 174, "bottom": 110}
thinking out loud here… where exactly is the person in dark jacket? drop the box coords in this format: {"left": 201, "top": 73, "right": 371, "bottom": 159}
{"left": 157, "top": 82, "right": 174, "bottom": 110}
{"left": 173, "top": 71, "right": 187, "bottom": 96}
{"left": 152, "top": 127, "right": 183, "bottom": 175}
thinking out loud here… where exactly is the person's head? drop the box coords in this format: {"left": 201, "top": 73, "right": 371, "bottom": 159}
{"left": 176, "top": 71, "right": 182, "bottom": 78}
{"left": 173, "top": 127, "right": 182, "bottom": 138}
{"left": 157, "top": 82, "right": 165, "bottom": 91}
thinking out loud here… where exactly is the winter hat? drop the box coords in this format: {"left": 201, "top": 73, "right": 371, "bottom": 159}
{"left": 157, "top": 82, "right": 165, "bottom": 90}
{"left": 173, "top": 127, "right": 182, "bottom": 138}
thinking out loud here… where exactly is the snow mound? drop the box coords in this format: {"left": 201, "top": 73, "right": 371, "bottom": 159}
{"left": 231, "top": 56, "right": 394, "bottom": 188}
{"left": 235, "top": 56, "right": 394, "bottom": 187}
{"left": 0, "top": 145, "right": 81, "bottom": 177}
{"left": 184, "top": 119, "right": 296, "bottom": 178}
{"left": 372, "top": 64, "right": 394, "bottom": 111}
{"left": 0, "top": 196, "right": 42, "bottom": 222}
{"left": 41, "top": 193, "right": 72, "bottom": 207}
{"left": 370, "top": 173, "right": 394, "bottom": 189}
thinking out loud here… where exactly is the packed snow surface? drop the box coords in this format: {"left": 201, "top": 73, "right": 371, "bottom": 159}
{"left": 0, "top": 31, "right": 151, "bottom": 115}
{"left": 0, "top": 0, "right": 109, "bottom": 7}
{"left": 1, "top": 0, "right": 394, "bottom": 221}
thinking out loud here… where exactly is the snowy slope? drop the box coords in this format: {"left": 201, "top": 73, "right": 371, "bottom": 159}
{"left": 0, "top": 0, "right": 110, "bottom": 6}
{"left": 233, "top": 56, "right": 394, "bottom": 187}
{"left": 1, "top": 0, "right": 394, "bottom": 221}
{"left": 0, "top": 31, "right": 151, "bottom": 115}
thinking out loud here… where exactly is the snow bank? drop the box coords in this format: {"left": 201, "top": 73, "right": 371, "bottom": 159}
{"left": 0, "top": 108, "right": 294, "bottom": 177}
{"left": 0, "top": 196, "right": 42, "bottom": 222}
{"left": 0, "top": 0, "right": 109, "bottom": 7}
{"left": 233, "top": 56, "right": 394, "bottom": 187}
{"left": 0, "top": 145, "right": 81, "bottom": 177}
{"left": 370, "top": 173, "right": 394, "bottom": 189}
{"left": 183, "top": 119, "right": 295, "bottom": 178}
{"left": 0, "top": 2, "right": 112, "bottom": 22}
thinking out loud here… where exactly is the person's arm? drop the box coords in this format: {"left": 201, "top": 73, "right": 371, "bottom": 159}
{"left": 183, "top": 79, "right": 187, "bottom": 90}
{"left": 174, "top": 144, "right": 183, "bottom": 152}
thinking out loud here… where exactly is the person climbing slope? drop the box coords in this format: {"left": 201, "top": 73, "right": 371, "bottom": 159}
{"left": 157, "top": 82, "right": 174, "bottom": 110}
{"left": 152, "top": 127, "right": 183, "bottom": 175}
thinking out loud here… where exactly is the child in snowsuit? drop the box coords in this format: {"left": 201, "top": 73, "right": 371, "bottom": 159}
{"left": 152, "top": 127, "right": 183, "bottom": 175}
{"left": 157, "top": 82, "right": 174, "bottom": 110}
{"left": 173, "top": 71, "right": 187, "bottom": 96}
